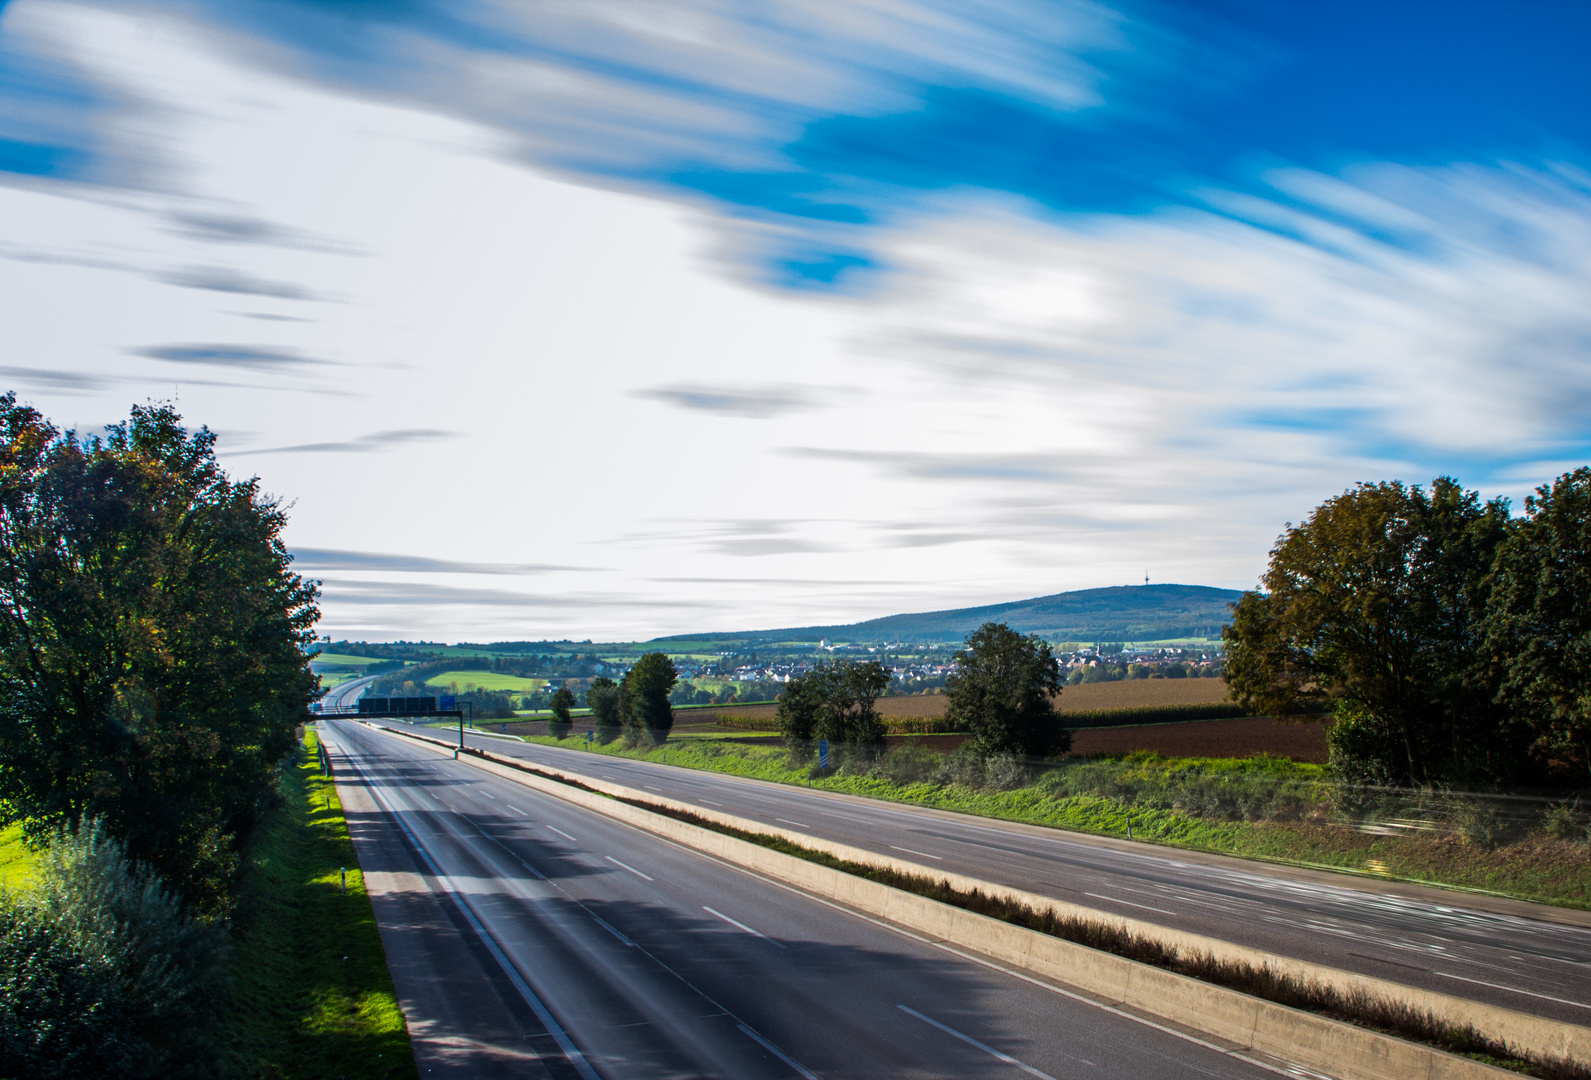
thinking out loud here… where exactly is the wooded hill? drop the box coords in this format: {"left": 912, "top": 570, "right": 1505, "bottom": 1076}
{"left": 656, "top": 584, "right": 1242, "bottom": 645}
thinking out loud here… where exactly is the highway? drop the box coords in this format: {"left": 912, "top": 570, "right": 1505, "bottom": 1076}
{"left": 322, "top": 717, "right": 1294, "bottom": 1080}
{"left": 373, "top": 718, "right": 1591, "bottom": 1028}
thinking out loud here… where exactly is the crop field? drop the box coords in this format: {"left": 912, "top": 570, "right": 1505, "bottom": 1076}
{"left": 422, "top": 671, "right": 545, "bottom": 692}
{"left": 310, "top": 653, "right": 397, "bottom": 669}
{"left": 1070, "top": 716, "right": 1327, "bottom": 761}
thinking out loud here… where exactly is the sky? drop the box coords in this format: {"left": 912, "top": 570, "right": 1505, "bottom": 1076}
{"left": 3, "top": 0, "right": 1590, "bottom": 643}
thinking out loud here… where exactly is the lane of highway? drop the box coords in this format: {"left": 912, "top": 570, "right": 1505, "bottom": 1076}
{"left": 324, "top": 718, "right": 1293, "bottom": 1080}
{"left": 375, "top": 719, "right": 1591, "bottom": 1027}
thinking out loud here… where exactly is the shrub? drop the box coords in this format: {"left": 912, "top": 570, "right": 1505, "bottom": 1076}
{"left": 1542, "top": 799, "right": 1589, "bottom": 842}
{"left": 0, "top": 822, "right": 228, "bottom": 1079}
{"left": 934, "top": 747, "right": 986, "bottom": 788}
{"left": 876, "top": 746, "right": 940, "bottom": 785}
{"left": 983, "top": 752, "right": 1030, "bottom": 791}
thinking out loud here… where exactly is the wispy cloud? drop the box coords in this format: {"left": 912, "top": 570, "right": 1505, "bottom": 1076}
{"left": 632, "top": 382, "right": 825, "bottom": 418}
{"left": 293, "top": 548, "right": 591, "bottom": 575}
{"left": 155, "top": 264, "right": 327, "bottom": 301}
{"left": 163, "top": 210, "right": 361, "bottom": 254}
{"left": 0, "top": 365, "right": 112, "bottom": 393}
{"left": 224, "top": 429, "right": 459, "bottom": 456}
{"left": 133, "top": 343, "right": 338, "bottom": 370}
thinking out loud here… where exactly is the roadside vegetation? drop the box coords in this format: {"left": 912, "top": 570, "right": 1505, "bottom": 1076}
{"left": 224, "top": 730, "right": 413, "bottom": 1080}
{"left": 0, "top": 397, "right": 404, "bottom": 1078}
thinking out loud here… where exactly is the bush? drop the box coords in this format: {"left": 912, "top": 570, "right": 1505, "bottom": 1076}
{"left": 983, "top": 752, "right": 1030, "bottom": 791}
{"left": 876, "top": 746, "right": 940, "bottom": 785}
{"left": 934, "top": 747, "right": 986, "bottom": 788}
{"left": 1542, "top": 799, "right": 1589, "bottom": 842}
{"left": 0, "top": 822, "right": 228, "bottom": 1079}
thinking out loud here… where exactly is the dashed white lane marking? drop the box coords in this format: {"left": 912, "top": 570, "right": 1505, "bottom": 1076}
{"left": 606, "top": 856, "right": 655, "bottom": 881}
{"left": 890, "top": 845, "right": 943, "bottom": 861}
{"left": 547, "top": 826, "right": 577, "bottom": 842}
{"left": 898, "top": 1005, "right": 1066, "bottom": 1078}
{"left": 776, "top": 818, "right": 811, "bottom": 829}
{"left": 1085, "top": 892, "right": 1177, "bottom": 917}
{"left": 703, "top": 906, "right": 787, "bottom": 949}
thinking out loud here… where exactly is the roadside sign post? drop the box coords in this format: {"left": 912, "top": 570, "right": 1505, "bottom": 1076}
{"left": 818, "top": 739, "right": 829, "bottom": 770}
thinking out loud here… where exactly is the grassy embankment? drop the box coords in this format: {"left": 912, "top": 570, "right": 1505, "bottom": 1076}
{"left": 0, "top": 821, "right": 34, "bottom": 889}
{"left": 224, "top": 728, "right": 414, "bottom": 1079}
{"left": 421, "top": 670, "right": 546, "bottom": 692}
{"left": 512, "top": 732, "right": 1591, "bottom": 909}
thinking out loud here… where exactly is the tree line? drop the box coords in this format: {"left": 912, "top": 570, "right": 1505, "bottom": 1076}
{"left": 1225, "top": 472, "right": 1591, "bottom": 789}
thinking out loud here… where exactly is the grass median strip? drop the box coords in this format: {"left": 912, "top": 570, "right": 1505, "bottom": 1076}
{"left": 440, "top": 737, "right": 1586, "bottom": 1080}
{"left": 224, "top": 729, "right": 415, "bottom": 1080}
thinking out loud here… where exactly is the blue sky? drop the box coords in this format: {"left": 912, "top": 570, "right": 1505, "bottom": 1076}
{"left": 2, "top": 0, "right": 1589, "bottom": 639}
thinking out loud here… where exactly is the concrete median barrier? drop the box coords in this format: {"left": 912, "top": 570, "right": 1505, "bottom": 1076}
{"left": 359, "top": 721, "right": 1585, "bottom": 1080}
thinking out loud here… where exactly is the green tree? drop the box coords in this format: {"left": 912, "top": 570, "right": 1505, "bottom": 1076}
{"left": 0, "top": 397, "right": 320, "bottom": 912}
{"left": 621, "top": 652, "right": 677, "bottom": 747}
{"left": 1223, "top": 477, "right": 1512, "bottom": 787}
{"left": 945, "top": 622, "right": 1069, "bottom": 758}
{"left": 1486, "top": 467, "right": 1591, "bottom": 779}
{"left": 547, "top": 686, "right": 576, "bottom": 738}
{"left": 778, "top": 660, "right": 890, "bottom": 763}
{"left": 586, "top": 677, "right": 621, "bottom": 744}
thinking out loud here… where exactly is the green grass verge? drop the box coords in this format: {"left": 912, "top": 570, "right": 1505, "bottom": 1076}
{"left": 517, "top": 734, "right": 1591, "bottom": 909}
{"left": 0, "top": 821, "right": 35, "bottom": 890}
{"left": 223, "top": 728, "right": 415, "bottom": 1080}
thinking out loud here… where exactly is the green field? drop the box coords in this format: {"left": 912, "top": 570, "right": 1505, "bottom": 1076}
{"left": 422, "top": 671, "right": 545, "bottom": 692}
{"left": 310, "top": 653, "right": 400, "bottom": 668}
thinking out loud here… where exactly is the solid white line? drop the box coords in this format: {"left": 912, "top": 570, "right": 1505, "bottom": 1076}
{"left": 548, "top": 826, "right": 577, "bottom": 842}
{"left": 776, "top": 818, "right": 811, "bottom": 829}
{"left": 737, "top": 1023, "right": 820, "bottom": 1079}
{"left": 1085, "top": 892, "right": 1178, "bottom": 917}
{"left": 591, "top": 914, "right": 636, "bottom": 947}
{"left": 703, "top": 906, "right": 787, "bottom": 949}
{"left": 890, "top": 845, "right": 943, "bottom": 861}
{"left": 606, "top": 856, "right": 655, "bottom": 881}
{"left": 897, "top": 1005, "right": 1060, "bottom": 1079}
{"left": 331, "top": 738, "right": 601, "bottom": 1080}
{"left": 1436, "top": 971, "right": 1591, "bottom": 1010}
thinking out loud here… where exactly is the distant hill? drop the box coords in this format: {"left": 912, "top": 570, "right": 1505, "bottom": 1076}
{"left": 658, "top": 584, "right": 1244, "bottom": 645}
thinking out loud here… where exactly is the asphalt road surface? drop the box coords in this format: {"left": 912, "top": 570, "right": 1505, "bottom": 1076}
{"left": 374, "top": 719, "right": 1591, "bottom": 1029}
{"left": 323, "top": 718, "right": 1298, "bottom": 1080}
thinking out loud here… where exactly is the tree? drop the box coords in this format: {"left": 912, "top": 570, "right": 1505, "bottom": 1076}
{"left": 586, "top": 677, "right": 621, "bottom": 744}
{"left": 1486, "top": 468, "right": 1591, "bottom": 779}
{"left": 547, "top": 686, "right": 576, "bottom": 738}
{"left": 621, "top": 652, "right": 677, "bottom": 747}
{"left": 0, "top": 396, "right": 320, "bottom": 911}
{"left": 945, "top": 622, "right": 1068, "bottom": 758}
{"left": 1223, "top": 478, "right": 1513, "bottom": 787}
{"left": 777, "top": 660, "right": 889, "bottom": 763}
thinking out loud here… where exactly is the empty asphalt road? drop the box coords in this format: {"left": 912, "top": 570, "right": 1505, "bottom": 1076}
{"left": 323, "top": 717, "right": 1298, "bottom": 1080}
{"left": 373, "top": 719, "right": 1591, "bottom": 1029}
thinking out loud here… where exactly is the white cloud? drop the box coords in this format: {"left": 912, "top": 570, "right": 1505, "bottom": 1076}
{"left": 4, "top": 2, "right": 1591, "bottom": 642}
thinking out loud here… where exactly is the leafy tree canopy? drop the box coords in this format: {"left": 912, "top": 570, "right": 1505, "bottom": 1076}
{"left": 0, "top": 396, "right": 320, "bottom": 911}
{"left": 945, "top": 621, "right": 1069, "bottom": 758}
{"left": 1223, "top": 477, "right": 1517, "bottom": 787}
{"left": 621, "top": 652, "right": 677, "bottom": 746}
{"left": 776, "top": 659, "right": 889, "bottom": 761}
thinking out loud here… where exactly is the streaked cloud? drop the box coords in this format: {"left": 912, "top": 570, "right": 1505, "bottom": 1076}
{"left": 293, "top": 548, "right": 591, "bottom": 575}
{"left": 133, "top": 343, "right": 336, "bottom": 370}
{"left": 633, "top": 382, "right": 825, "bottom": 419}
{"left": 155, "top": 264, "right": 327, "bottom": 301}
{"left": 224, "top": 429, "right": 459, "bottom": 456}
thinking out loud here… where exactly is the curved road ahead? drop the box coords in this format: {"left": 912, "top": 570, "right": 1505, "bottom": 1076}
{"left": 323, "top": 717, "right": 1296, "bottom": 1080}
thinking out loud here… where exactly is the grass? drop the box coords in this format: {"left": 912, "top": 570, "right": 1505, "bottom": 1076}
{"left": 434, "top": 738, "right": 1586, "bottom": 1080}
{"left": 422, "top": 670, "right": 546, "bottom": 692}
{"left": 513, "top": 733, "right": 1591, "bottom": 909}
{"left": 223, "top": 728, "right": 415, "bottom": 1080}
{"left": 0, "top": 821, "right": 36, "bottom": 889}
